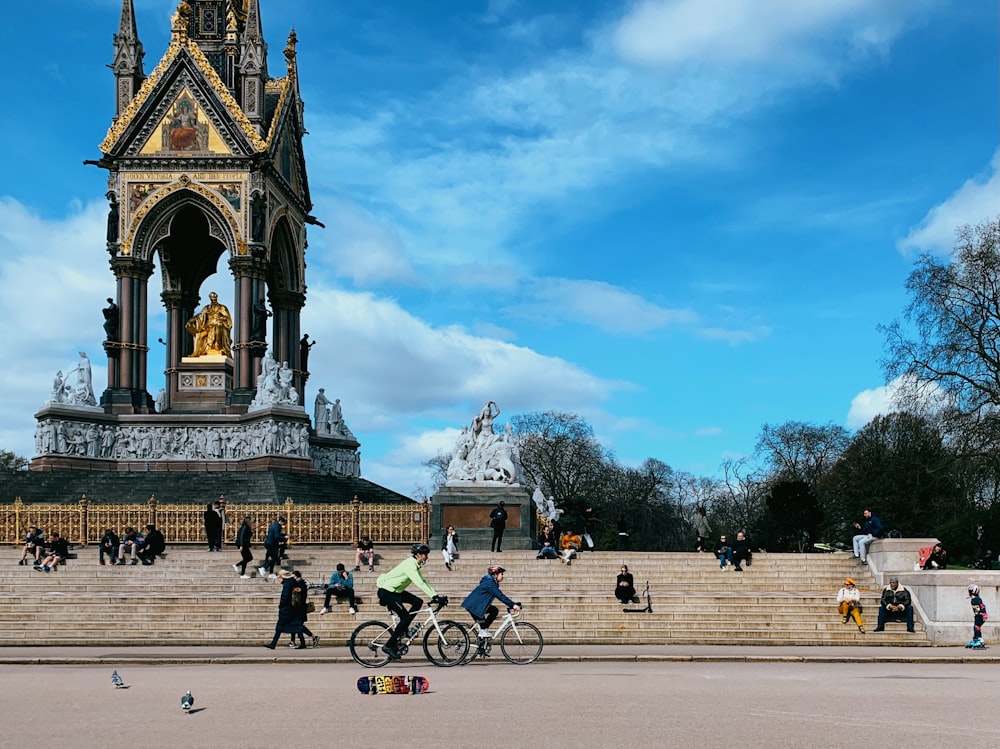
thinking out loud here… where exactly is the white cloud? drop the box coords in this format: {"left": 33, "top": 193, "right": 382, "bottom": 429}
{"left": 898, "top": 149, "right": 1000, "bottom": 256}
{"left": 846, "top": 381, "right": 896, "bottom": 429}
{"left": 299, "top": 283, "right": 626, "bottom": 430}
{"left": 611, "top": 0, "right": 918, "bottom": 71}
{"left": 0, "top": 198, "right": 111, "bottom": 458}
{"left": 516, "top": 278, "right": 697, "bottom": 335}
{"left": 845, "top": 374, "right": 950, "bottom": 429}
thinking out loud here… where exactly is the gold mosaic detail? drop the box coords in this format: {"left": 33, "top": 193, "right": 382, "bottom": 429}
{"left": 101, "top": 37, "right": 268, "bottom": 155}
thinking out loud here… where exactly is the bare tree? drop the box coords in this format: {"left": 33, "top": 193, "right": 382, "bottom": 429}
{"left": 510, "top": 411, "right": 609, "bottom": 517}
{"left": 755, "top": 421, "right": 851, "bottom": 490}
{"left": 881, "top": 217, "right": 1000, "bottom": 419}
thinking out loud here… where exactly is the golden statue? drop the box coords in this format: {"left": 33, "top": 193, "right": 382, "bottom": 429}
{"left": 186, "top": 292, "right": 233, "bottom": 358}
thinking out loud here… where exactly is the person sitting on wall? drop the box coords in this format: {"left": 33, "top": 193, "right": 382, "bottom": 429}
{"left": 874, "top": 576, "right": 915, "bottom": 633}
{"left": 922, "top": 543, "right": 948, "bottom": 570}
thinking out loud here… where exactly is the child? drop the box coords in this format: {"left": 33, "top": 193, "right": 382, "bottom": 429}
{"left": 461, "top": 565, "right": 521, "bottom": 635}
{"left": 966, "top": 584, "right": 988, "bottom": 648}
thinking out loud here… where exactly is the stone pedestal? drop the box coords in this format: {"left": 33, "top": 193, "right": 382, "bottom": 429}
{"left": 430, "top": 485, "right": 532, "bottom": 551}
{"left": 172, "top": 357, "right": 234, "bottom": 412}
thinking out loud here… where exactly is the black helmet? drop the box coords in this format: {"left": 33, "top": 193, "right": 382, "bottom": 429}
{"left": 488, "top": 565, "right": 506, "bottom": 575}
{"left": 411, "top": 543, "right": 431, "bottom": 556}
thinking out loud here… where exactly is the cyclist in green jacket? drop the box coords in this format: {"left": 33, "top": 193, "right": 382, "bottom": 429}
{"left": 376, "top": 543, "right": 442, "bottom": 660}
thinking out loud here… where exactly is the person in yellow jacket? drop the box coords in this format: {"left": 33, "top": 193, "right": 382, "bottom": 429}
{"left": 376, "top": 543, "right": 443, "bottom": 660}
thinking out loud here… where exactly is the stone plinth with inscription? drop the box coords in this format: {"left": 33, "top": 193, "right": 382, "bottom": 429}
{"left": 430, "top": 485, "right": 533, "bottom": 551}
{"left": 172, "top": 357, "right": 234, "bottom": 412}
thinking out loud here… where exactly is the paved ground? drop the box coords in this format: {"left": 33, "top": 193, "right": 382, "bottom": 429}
{"left": 4, "top": 655, "right": 999, "bottom": 749}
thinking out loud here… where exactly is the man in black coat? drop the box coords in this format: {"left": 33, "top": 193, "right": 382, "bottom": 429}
{"left": 489, "top": 501, "right": 508, "bottom": 553}
{"left": 874, "top": 577, "right": 915, "bottom": 632}
{"left": 137, "top": 525, "right": 165, "bottom": 565}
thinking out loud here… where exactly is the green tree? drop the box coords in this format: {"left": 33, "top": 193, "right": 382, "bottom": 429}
{"left": 0, "top": 450, "right": 28, "bottom": 473}
{"left": 818, "top": 412, "right": 966, "bottom": 549}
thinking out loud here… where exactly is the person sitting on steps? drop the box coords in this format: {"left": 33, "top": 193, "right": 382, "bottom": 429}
{"left": 354, "top": 535, "right": 375, "bottom": 572}
{"left": 559, "top": 529, "right": 581, "bottom": 565}
{"left": 34, "top": 531, "right": 70, "bottom": 572}
{"left": 18, "top": 526, "right": 45, "bottom": 566}
{"left": 836, "top": 578, "right": 865, "bottom": 633}
{"left": 874, "top": 576, "right": 914, "bottom": 632}
{"left": 321, "top": 563, "right": 357, "bottom": 615}
{"left": 136, "top": 524, "right": 165, "bottom": 565}
{"left": 731, "top": 531, "right": 752, "bottom": 571}
{"left": 615, "top": 564, "right": 638, "bottom": 604}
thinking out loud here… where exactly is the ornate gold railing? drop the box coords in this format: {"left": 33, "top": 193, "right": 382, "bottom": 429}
{"left": 1, "top": 496, "right": 430, "bottom": 546}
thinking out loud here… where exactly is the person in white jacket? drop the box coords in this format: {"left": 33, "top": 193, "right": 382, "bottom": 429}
{"left": 836, "top": 578, "right": 865, "bottom": 633}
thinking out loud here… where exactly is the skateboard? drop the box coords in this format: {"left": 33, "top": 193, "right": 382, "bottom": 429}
{"left": 357, "top": 675, "right": 430, "bottom": 695}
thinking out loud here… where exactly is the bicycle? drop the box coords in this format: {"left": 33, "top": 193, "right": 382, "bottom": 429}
{"left": 459, "top": 607, "right": 543, "bottom": 665}
{"left": 348, "top": 596, "right": 470, "bottom": 668}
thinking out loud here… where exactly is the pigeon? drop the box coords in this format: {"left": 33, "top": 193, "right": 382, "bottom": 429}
{"left": 181, "top": 690, "right": 194, "bottom": 711}
{"left": 111, "top": 670, "right": 124, "bottom": 688}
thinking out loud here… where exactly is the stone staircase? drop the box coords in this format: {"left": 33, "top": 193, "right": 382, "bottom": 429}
{"left": 0, "top": 547, "right": 929, "bottom": 647}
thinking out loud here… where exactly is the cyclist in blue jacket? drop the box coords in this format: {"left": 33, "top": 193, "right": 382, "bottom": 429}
{"left": 462, "top": 565, "right": 521, "bottom": 635}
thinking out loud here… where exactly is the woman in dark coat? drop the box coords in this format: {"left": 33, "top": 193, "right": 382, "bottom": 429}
{"left": 265, "top": 570, "right": 306, "bottom": 649}
{"left": 615, "top": 564, "right": 637, "bottom": 604}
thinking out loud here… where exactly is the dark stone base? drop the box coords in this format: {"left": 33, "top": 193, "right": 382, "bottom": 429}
{"left": 430, "top": 485, "right": 533, "bottom": 550}
{"left": 0, "top": 470, "right": 412, "bottom": 505}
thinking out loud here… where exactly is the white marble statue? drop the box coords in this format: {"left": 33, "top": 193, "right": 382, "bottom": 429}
{"left": 445, "top": 401, "right": 520, "bottom": 485}
{"left": 314, "top": 388, "right": 331, "bottom": 432}
{"left": 532, "top": 486, "right": 547, "bottom": 514}
{"left": 155, "top": 388, "right": 166, "bottom": 414}
{"left": 249, "top": 352, "right": 302, "bottom": 411}
{"left": 545, "top": 496, "right": 564, "bottom": 522}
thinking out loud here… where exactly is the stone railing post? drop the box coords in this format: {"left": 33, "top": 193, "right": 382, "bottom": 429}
{"left": 80, "top": 495, "right": 89, "bottom": 546}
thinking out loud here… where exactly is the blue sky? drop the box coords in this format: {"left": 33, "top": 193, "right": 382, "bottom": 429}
{"left": 0, "top": 0, "right": 997, "bottom": 497}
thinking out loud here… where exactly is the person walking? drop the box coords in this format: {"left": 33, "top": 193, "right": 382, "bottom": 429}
{"left": 289, "top": 570, "right": 319, "bottom": 648}
{"left": 441, "top": 525, "right": 459, "bottom": 570}
{"left": 259, "top": 515, "right": 286, "bottom": 580}
{"left": 836, "top": 578, "right": 865, "bottom": 633}
{"left": 233, "top": 516, "right": 254, "bottom": 578}
{"left": 264, "top": 570, "right": 306, "bottom": 649}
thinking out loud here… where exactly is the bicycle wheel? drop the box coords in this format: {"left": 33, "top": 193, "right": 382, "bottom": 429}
{"left": 349, "top": 620, "right": 393, "bottom": 668}
{"left": 499, "top": 621, "right": 543, "bottom": 664}
{"left": 423, "top": 620, "right": 470, "bottom": 667}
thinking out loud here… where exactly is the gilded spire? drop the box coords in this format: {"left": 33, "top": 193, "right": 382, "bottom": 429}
{"left": 171, "top": 1, "right": 192, "bottom": 41}
{"left": 111, "top": 0, "right": 145, "bottom": 119}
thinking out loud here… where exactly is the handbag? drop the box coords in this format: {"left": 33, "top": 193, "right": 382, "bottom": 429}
{"left": 305, "top": 601, "right": 316, "bottom": 613}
